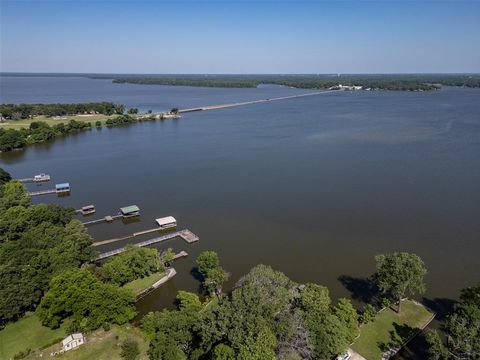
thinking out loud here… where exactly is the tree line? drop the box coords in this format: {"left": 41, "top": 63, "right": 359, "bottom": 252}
{"left": 0, "top": 102, "right": 125, "bottom": 120}
{"left": 109, "top": 74, "right": 480, "bottom": 91}
{"left": 0, "top": 114, "right": 155, "bottom": 152}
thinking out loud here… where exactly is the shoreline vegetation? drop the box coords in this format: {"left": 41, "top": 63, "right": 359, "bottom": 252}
{"left": 0, "top": 102, "right": 177, "bottom": 152}
{"left": 109, "top": 74, "right": 480, "bottom": 91}
{"left": 2, "top": 72, "right": 480, "bottom": 90}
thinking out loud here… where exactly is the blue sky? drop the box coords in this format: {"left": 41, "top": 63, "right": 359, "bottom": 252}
{"left": 1, "top": 0, "right": 479, "bottom": 74}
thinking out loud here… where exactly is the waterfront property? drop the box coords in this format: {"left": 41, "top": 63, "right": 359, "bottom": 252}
{"left": 351, "top": 300, "right": 435, "bottom": 360}
{"left": 156, "top": 215, "right": 177, "bottom": 229}
{"left": 120, "top": 205, "right": 140, "bottom": 218}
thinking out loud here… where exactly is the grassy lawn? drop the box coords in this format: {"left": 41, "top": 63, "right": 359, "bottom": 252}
{"left": 123, "top": 272, "right": 166, "bottom": 296}
{"left": 0, "top": 314, "right": 68, "bottom": 360}
{"left": 27, "top": 325, "right": 149, "bottom": 360}
{"left": 0, "top": 114, "right": 116, "bottom": 129}
{"left": 352, "top": 299, "right": 434, "bottom": 360}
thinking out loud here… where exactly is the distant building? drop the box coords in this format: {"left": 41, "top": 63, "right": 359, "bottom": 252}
{"left": 62, "top": 333, "right": 84, "bottom": 352}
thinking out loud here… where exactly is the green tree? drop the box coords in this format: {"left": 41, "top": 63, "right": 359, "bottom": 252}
{"left": 205, "top": 267, "right": 229, "bottom": 298}
{"left": 427, "top": 284, "right": 480, "bottom": 359}
{"left": 0, "top": 181, "right": 29, "bottom": 210}
{"left": 170, "top": 108, "right": 179, "bottom": 115}
{"left": 299, "top": 283, "right": 331, "bottom": 317}
{"left": 148, "top": 332, "right": 186, "bottom": 360}
{"left": 212, "top": 343, "right": 235, "bottom": 360}
{"left": 238, "top": 327, "right": 277, "bottom": 360}
{"left": 196, "top": 251, "right": 220, "bottom": 277}
{"left": 333, "top": 298, "right": 359, "bottom": 343}
{"left": 306, "top": 312, "right": 350, "bottom": 359}
{"left": 127, "top": 108, "right": 139, "bottom": 114}
{"left": 161, "top": 248, "right": 175, "bottom": 265}
{"left": 177, "top": 291, "right": 202, "bottom": 313}
{"left": 101, "top": 245, "right": 164, "bottom": 285}
{"left": 0, "top": 168, "right": 11, "bottom": 185}
{"left": 374, "top": 252, "right": 427, "bottom": 312}
{"left": 359, "top": 304, "right": 377, "bottom": 324}
{"left": 121, "top": 338, "right": 140, "bottom": 360}
{"left": 36, "top": 268, "right": 136, "bottom": 329}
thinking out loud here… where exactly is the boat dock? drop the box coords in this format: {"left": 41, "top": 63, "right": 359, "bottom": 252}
{"left": 82, "top": 214, "right": 123, "bottom": 225}
{"left": 28, "top": 189, "right": 57, "bottom": 196}
{"left": 172, "top": 250, "right": 188, "bottom": 260}
{"left": 93, "top": 229, "right": 199, "bottom": 261}
{"left": 17, "top": 173, "right": 51, "bottom": 183}
{"left": 28, "top": 182, "right": 70, "bottom": 197}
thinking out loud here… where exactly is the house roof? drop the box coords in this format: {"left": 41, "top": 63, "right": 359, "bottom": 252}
{"left": 156, "top": 216, "right": 177, "bottom": 226}
{"left": 120, "top": 205, "right": 140, "bottom": 214}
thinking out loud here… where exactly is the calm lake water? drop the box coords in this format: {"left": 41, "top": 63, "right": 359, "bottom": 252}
{"left": 1, "top": 77, "right": 479, "bottom": 321}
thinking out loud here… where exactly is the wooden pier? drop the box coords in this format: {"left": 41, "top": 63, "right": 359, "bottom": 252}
{"left": 172, "top": 250, "right": 188, "bottom": 260}
{"left": 28, "top": 189, "right": 57, "bottom": 196}
{"left": 82, "top": 214, "right": 123, "bottom": 226}
{"left": 93, "top": 229, "right": 199, "bottom": 261}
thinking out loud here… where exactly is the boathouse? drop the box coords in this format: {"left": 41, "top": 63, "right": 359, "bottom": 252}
{"left": 155, "top": 216, "right": 177, "bottom": 229}
{"left": 55, "top": 183, "right": 70, "bottom": 193}
{"left": 33, "top": 173, "right": 50, "bottom": 182}
{"left": 120, "top": 205, "right": 140, "bottom": 218}
{"left": 80, "top": 205, "right": 95, "bottom": 215}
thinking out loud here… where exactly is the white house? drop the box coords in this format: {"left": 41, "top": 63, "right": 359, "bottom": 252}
{"left": 62, "top": 333, "right": 84, "bottom": 352}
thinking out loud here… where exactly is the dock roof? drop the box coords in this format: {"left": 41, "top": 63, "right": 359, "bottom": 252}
{"left": 55, "top": 183, "right": 70, "bottom": 189}
{"left": 156, "top": 216, "right": 177, "bottom": 226}
{"left": 120, "top": 205, "right": 140, "bottom": 214}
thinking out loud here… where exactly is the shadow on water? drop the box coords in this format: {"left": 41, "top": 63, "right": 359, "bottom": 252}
{"left": 338, "top": 275, "right": 380, "bottom": 305}
{"left": 190, "top": 266, "right": 203, "bottom": 282}
{"left": 421, "top": 297, "right": 456, "bottom": 321}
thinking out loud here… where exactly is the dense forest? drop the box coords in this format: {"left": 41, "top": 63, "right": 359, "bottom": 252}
{"left": 0, "top": 102, "right": 125, "bottom": 120}
{"left": 108, "top": 74, "right": 480, "bottom": 91}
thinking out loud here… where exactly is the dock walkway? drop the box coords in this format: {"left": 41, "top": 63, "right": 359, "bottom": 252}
{"left": 83, "top": 214, "right": 123, "bottom": 226}
{"left": 28, "top": 189, "right": 57, "bottom": 196}
{"left": 94, "top": 229, "right": 199, "bottom": 261}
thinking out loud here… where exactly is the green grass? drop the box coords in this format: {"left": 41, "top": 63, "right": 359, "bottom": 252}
{"left": 123, "top": 272, "right": 166, "bottom": 296}
{"left": 0, "top": 114, "right": 116, "bottom": 130}
{"left": 27, "top": 325, "right": 149, "bottom": 360}
{"left": 352, "top": 300, "right": 434, "bottom": 360}
{"left": 0, "top": 314, "right": 68, "bottom": 360}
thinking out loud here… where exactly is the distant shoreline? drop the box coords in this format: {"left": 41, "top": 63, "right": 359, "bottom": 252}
{"left": 2, "top": 73, "right": 480, "bottom": 91}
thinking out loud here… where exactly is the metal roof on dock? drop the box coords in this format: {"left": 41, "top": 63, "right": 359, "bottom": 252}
{"left": 120, "top": 205, "right": 140, "bottom": 214}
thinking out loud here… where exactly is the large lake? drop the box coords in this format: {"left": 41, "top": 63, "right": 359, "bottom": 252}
{"left": 1, "top": 76, "right": 479, "bottom": 319}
